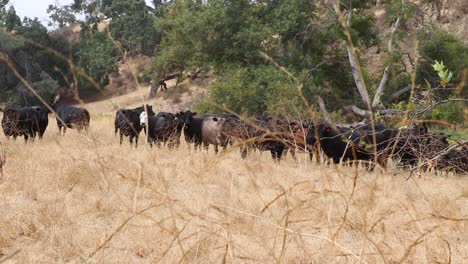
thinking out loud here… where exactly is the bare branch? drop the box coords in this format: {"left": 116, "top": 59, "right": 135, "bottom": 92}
{"left": 390, "top": 86, "right": 412, "bottom": 101}
{"left": 372, "top": 17, "right": 401, "bottom": 108}
{"left": 414, "top": 98, "right": 468, "bottom": 117}
{"left": 344, "top": 105, "right": 403, "bottom": 117}
{"left": 346, "top": 45, "right": 371, "bottom": 106}
{"left": 316, "top": 96, "right": 331, "bottom": 122}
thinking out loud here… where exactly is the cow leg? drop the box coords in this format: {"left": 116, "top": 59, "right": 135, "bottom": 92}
{"left": 241, "top": 144, "right": 248, "bottom": 159}
{"left": 119, "top": 131, "right": 124, "bottom": 145}
{"left": 271, "top": 145, "right": 285, "bottom": 162}
{"left": 129, "top": 135, "right": 134, "bottom": 147}
{"left": 203, "top": 141, "right": 209, "bottom": 153}
{"left": 290, "top": 147, "right": 297, "bottom": 160}
{"left": 214, "top": 144, "right": 219, "bottom": 155}
{"left": 135, "top": 135, "right": 138, "bottom": 148}
{"left": 62, "top": 126, "right": 67, "bottom": 136}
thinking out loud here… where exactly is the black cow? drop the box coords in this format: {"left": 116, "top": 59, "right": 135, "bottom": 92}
{"left": 141, "top": 111, "right": 183, "bottom": 148}
{"left": 178, "top": 111, "right": 205, "bottom": 150}
{"left": 115, "top": 109, "right": 143, "bottom": 147}
{"left": 222, "top": 117, "right": 286, "bottom": 161}
{"left": 307, "top": 123, "right": 374, "bottom": 164}
{"left": 341, "top": 123, "right": 431, "bottom": 166}
{"left": 114, "top": 104, "right": 154, "bottom": 147}
{"left": 50, "top": 95, "right": 90, "bottom": 135}
{"left": 1, "top": 106, "right": 49, "bottom": 142}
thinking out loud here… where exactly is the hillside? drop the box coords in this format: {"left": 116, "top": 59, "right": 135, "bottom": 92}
{"left": 80, "top": 0, "right": 467, "bottom": 113}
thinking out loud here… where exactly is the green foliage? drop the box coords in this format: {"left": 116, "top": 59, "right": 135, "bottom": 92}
{"left": 431, "top": 60, "right": 453, "bottom": 88}
{"left": 4, "top": 5, "right": 20, "bottom": 32}
{"left": 417, "top": 27, "right": 467, "bottom": 87}
{"left": 105, "top": 0, "right": 161, "bottom": 55}
{"left": 47, "top": 4, "right": 77, "bottom": 28}
{"left": 0, "top": 17, "right": 72, "bottom": 105}
{"left": 427, "top": 101, "right": 464, "bottom": 125}
{"left": 194, "top": 65, "right": 306, "bottom": 116}
{"left": 158, "top": 0, "right": 365, "bottom": 115}
{"left": 22, "top": 72, "right": 60, "bottom": 105}
{"left": 155, "top": 0, "right": 266, "bottom": 72}
{"left": 347, "top": 13, "right": 378, "bottom": 48}
{"left": 75, "top": 31, "right": 119, "bottom": 92}
{"left": 385, "top": 0, "right": 416, "bottom": 24}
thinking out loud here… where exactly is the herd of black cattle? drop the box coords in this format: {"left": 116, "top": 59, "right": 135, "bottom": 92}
{"left": 1, "top": 99, "right": 467, "bottom": 174}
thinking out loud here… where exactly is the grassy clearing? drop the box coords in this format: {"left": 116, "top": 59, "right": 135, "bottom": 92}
{"left": 0, "top": 114, "right": 467, "bottom": 263}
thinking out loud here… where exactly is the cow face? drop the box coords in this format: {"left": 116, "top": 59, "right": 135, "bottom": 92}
{"left": 139, "top": 111, "right": 148, "bottom": 128}
{"left": 143, "top": 104, "right": 155, "bottom": 116}
{"left": 179, "top": 111, "right": 197, "bottom": 126}
{"left": 4, "top": 108, "right": 17, "bottom": 121}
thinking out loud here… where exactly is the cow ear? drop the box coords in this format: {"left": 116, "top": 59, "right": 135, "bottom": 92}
{"left": 192, "top": 112, "right": 197, "bottom": 116}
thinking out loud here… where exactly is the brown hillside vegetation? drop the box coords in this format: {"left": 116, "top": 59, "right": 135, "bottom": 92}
{"left": 0, "top": 113, "right": 467, "bottom": 263}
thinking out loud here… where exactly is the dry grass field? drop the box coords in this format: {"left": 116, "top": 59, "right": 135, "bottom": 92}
{"left": 0, "top": 111, "right": 467, "bottom": 263}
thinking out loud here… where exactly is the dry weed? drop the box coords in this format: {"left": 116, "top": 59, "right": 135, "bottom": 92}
{"left": 0, "top": 114, "right": 466, "bottom": 263}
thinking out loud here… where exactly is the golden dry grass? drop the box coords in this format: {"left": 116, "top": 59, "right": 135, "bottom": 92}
{"left": 0, "top": 113, "right": 467, "bottom": 263}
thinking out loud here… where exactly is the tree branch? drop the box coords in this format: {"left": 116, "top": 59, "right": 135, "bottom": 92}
{"left": 344, "top": 105, "right": 403, "bottom": 117}
{"left": 372, "top": 17, "right": 400, "bottom": 108}
{"left": 346, "top": 45, "right": 371, "bottom": 106}
{"left": 390, "top": 85, "right": 411, "bottom": 101}
{"left": 316, "top": 95, "right": 331, "bottom": 122}
{"left": 414, "top": 98, "right": 468, "bottom": 116}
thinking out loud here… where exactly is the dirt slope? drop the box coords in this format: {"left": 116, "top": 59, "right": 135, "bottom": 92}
{"left": 84, "top": 77, "right": 212, "bottom": 114}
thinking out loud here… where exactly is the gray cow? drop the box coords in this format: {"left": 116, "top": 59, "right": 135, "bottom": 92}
{"left": 201, "top": 116, "right": 231, "bottom": 154}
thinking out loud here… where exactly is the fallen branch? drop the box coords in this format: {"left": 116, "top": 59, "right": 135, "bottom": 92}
{"left": 414, "top": 98, "right": 468, "bottom": 117}
{"left": 390, "top": 86, "right": 411, "bottom": 101}
{"left": 344, "top": 105, "right": 403, "bottom": 117}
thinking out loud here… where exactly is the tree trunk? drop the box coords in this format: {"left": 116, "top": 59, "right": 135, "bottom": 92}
{"left": 148, "top": 82, "right": 158, "bottom": 98}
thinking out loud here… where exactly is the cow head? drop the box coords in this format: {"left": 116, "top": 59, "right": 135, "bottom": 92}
{"left": 179, "top": 110, "right": 197, "bottom": 126}
{"left": 143, "top": 104, "right": 155, "bottom": 116}
{"left": 139, "top": 111, "right": 148, "bottom": 134}
{"left": 3, "top": 108, "right": 17, "bottom": 121}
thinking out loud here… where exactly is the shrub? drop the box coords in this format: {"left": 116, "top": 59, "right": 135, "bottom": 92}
{"left": 417, "top": 27, "right": 468, "bottom": 88}
{"left": 194, "top": 65, "right": 307, "bottom": 117}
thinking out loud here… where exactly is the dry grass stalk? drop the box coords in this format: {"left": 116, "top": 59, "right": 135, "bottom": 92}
{"left": 0, "top": 148, "right": 6, "bottom": 178}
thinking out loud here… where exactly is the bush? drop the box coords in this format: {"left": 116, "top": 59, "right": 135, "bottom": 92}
{"left": 427, "top": 101, "right": 464, "bottom": 125}
{"left": 417, "top": 27, "right": 468, "bottom": 88}
{"left": 194, "top": 65, "right": 307, "bottom": 117}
